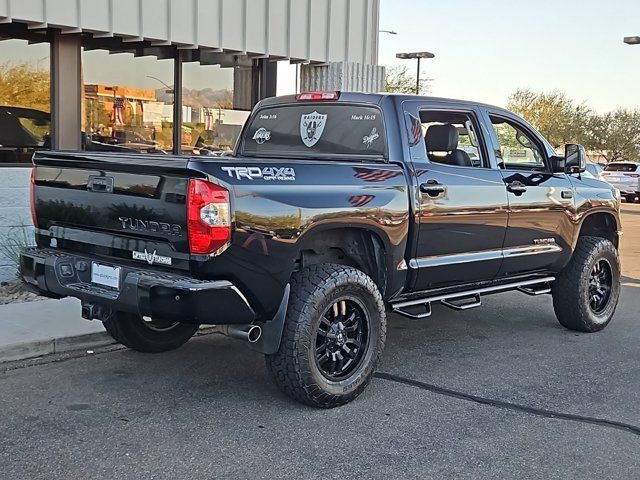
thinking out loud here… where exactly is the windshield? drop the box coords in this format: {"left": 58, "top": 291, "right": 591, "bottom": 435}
{"left": 240, "top": 104, "right": 386, "bottom": 158}
{"left": 605, "top": 163, "right": 638, "bottom": 172}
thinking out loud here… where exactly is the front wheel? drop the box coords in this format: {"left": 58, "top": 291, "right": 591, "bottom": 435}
{"left": 265, "top": 264, "right": 386, "bottom": 408}
{"left": 552, "top": 236, "right": 620, "bottom": 332}
{"left": 103, "top": 312, "right": 199, "bottom": 353}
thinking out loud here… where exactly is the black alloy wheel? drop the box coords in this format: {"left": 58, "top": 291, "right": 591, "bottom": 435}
{"left": 588, "top": 259, "right": 613, "bottom": 314}
{"left": 314, "top": 298, "right": 370, "bottom": 380}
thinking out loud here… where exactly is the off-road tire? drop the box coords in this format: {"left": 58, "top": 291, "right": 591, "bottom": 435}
{"left": 552, "top": 236, "right": 620, "bottom": 332}
{"left": 103, "top": 312, "right": 199, "bottom": 353}
{"left": 265, "top": 264, "right": 386, "bottom": 408}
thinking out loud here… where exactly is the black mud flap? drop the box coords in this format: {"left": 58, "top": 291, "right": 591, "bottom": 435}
{"left": 249, "top": 284, "right": 290, "bottom": 355}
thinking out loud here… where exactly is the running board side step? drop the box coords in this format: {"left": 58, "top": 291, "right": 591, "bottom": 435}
{"left": 391, "top": 276, "right": 555, "bottom": 320}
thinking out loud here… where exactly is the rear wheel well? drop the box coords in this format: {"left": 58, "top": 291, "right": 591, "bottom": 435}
{"left": 578, "top": 213, "right": 619, "bottom": 249}
{"left": 297, "top": 228, "right": 388, "bottom": 295}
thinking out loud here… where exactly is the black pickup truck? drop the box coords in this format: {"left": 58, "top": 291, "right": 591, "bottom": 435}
{"left": 21, "top": 92, "right": 622, "bottom": 408}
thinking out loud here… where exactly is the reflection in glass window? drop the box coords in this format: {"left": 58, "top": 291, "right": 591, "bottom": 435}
{"left": 0, "top": 38, "right": 50, "bottom": 164}
{"left": 490, "top": 116, "right": 545, "bottom": 171}
{"left": 82, "top": 49, "right": 174, "bottom": 154}
{"left": 182, "top": 62, "right": 250, "bottom": 155}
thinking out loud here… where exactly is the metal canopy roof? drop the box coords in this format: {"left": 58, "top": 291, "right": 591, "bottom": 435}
{"left": 0, "top": 0, "right": 380, "bottom": 65}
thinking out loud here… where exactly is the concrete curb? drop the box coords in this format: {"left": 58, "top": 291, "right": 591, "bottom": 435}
{"left": 0, "top": 297, "right": 116, "bottom": 363}
{"left": 0, "top": 332, "right": 116, "bottom": 363}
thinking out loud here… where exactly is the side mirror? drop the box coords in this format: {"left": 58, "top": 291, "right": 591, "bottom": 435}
{"left": 564, "top": 144, "right": 587, "bottom": 174}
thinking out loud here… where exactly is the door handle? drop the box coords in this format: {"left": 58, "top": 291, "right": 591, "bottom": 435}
{"left": 420, "top": 181, "right": 446, "bottom": 197}
{"left": 506, "top": 181, "right": 527, "bottom": 195}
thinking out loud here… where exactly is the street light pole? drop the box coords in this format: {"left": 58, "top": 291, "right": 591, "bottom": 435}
{"left": 377, "top": 29, "right": 398, "bottom": 65}
{"left": 396, "top": 51, "right": 435, "bottom": 95}
{"left": 146, "top": 75, "right": 173, "bottom": 91}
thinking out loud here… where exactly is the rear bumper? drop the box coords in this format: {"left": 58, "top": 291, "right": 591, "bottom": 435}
{"left": 606, "top": 181, "right": 639, "bottom": 195}
{"left": 20, "top": 247, "right": 255, "bottom": 325}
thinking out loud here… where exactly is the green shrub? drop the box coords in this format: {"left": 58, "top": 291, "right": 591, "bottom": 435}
{"left": 0, "top": 225, "right": 35, "bottom": 278}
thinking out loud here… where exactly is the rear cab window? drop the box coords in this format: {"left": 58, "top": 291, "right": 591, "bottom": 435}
{"left": 240, "top": 104, "right": 386, "bottom": 159}
{"left": 604, "top": 163, "right": 638, "bottom": 172}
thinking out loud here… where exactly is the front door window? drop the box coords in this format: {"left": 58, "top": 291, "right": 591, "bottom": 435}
{"left": 490, "top": 117, "right": 547, "bottom": 171}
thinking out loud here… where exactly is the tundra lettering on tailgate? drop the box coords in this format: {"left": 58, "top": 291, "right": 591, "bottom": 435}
{"left": 118, "top": 217, "right": 183, "bottom": 237}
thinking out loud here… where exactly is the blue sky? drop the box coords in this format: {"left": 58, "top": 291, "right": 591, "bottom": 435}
{"left": 378, "top": 0, "right": 640, "bottom": 112}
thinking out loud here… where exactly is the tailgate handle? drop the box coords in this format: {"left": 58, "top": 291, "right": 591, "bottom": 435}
{"left": 87, "top": 175, "right": 114, "bottom": 193}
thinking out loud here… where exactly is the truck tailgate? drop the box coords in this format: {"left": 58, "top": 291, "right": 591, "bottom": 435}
{"left": 32, "top": 152, "right": 202, "bottom": 272}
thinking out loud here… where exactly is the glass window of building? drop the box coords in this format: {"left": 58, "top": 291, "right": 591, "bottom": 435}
{"left": 182, "top": 61, "right": 250, "bottom": 155}
{"left": 0, "top": 38, "right": 51, "bottom": 165}
{"left": 81, "top": 48, "right": 174, "bottom": 154}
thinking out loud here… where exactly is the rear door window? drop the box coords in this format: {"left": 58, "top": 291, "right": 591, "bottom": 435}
{"left": 240, "top": 104, "right": 386, "bottom": 158}
{"left": 604, "top": 163, "right": 637, "bottom": 172}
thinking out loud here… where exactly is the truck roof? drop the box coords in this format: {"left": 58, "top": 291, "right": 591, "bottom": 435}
{"left": 258, "top": 91, "right": 512, "bottom": 115}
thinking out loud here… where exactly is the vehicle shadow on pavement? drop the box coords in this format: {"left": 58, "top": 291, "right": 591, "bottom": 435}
{"left": 81, "top": 286, "right": 638, "bottom": 420}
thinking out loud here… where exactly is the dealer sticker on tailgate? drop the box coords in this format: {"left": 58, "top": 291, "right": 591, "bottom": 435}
{"left": 91, "top": 262, "right": 121, "bottom": 289}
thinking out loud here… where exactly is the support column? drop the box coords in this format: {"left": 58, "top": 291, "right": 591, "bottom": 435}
{"left": 51, "top": 31, "right": 82, "bottom": 150}
{"left": 257, "top": 59, "right": 277, "bottom": 102}
{"left": 173, "top": 49, "right": 184, "bottom": 155}
{"left": 233, "top": 67, "right": 254, "bottom": 111}
{"left": 300, "top": 62, "right": 386, "bottom": 93}
{"left": 234, "top": 59, "right": 278, "bottom": 110}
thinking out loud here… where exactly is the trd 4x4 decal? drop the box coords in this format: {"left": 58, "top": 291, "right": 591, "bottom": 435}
{"left": 221, "top": 166, "right": 296, "bottom": 181}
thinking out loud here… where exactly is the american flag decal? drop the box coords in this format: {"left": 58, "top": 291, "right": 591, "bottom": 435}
{"left": 203, "top": 108, "right": 216, "bottom": 131}
{"left": 353, "top": 167, "right": 402, "bottom": 183}
{"left": 112, "top": 97, "right": 125, "bottom": 126}
{"left": 348, "top": 195, "right": 375, "bottom": 208}
{"left": 407, "top": 113, "right": 423, "bottom": 147}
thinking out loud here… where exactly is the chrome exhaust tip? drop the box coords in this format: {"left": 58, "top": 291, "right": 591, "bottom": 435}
{"left": 212, "top": 325, "right": 262, "bottom": 343}
{"left": 246, "top": 325, "right": 262, "bottom": 343}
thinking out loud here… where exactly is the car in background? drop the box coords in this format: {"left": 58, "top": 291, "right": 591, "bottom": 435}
{"left": 0, "top": 106, "right": 51, "bottom": 164}
{"left": 599, "top": 161, "right": 640, "bottom": 202}
{"left": 111, "top": 130, "right": 155, "bottom": 146}
{"left": 87, "top": 132, "right": 166, "bottom": 154}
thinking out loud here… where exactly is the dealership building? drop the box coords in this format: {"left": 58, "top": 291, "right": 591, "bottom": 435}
{"left": 0, "top": 0, "right": 383, "bottom": 279}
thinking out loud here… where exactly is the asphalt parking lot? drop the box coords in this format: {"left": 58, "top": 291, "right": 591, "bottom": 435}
{"left": 1, "top": 204, "right": 639, "bottom": 479}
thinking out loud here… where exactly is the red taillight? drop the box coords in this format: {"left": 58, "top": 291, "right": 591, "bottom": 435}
{"left": 624, "top": 173, "right": 640, "bottom": 178}
{"left": 30, "top": 167, "right": 38, "bottom": 228}
{"left": 296, "top": 91, "right": 340, "bottom": 101}
{"left": 187, "top": 179, "right": 231, "bottom": 255}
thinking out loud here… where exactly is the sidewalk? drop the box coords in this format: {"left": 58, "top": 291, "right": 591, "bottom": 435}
{"left": 0, "top": 298, "right": 114, "bottom": 362}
